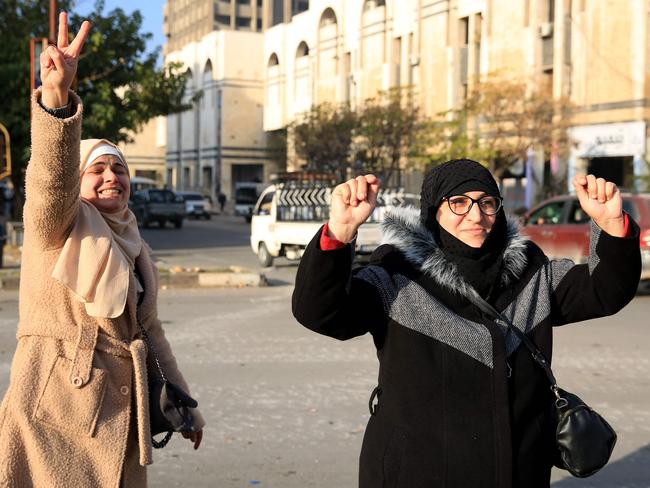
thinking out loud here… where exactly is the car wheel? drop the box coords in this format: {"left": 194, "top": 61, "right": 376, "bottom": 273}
{"left": 205, "top": 214, "right": 211, "bottom": 220}
{"left": 158, "top": 219, "right": 166, "bottom": 228}
{"left": 258, "top": 243, "right": 274, "bottom": 267}
{"left": 245, "top": 215, "right": 252, "bottom": 223}
{"left": 174, "top": 218, "right": 183, "bottom": 229}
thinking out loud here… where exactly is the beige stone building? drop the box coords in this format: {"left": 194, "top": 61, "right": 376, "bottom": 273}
{"left": 160, "top": 0, "right": 312, "bottom": 201}
{"left": 163, "top": 0, "right": 266, "bottom": 56}
{"left": 116, "top": 117, "right": 167, "bottom": 185}
{"left": 264, "top": 0, "right": 650, "bottom": 200}
{"left": 165, "top": 29, "right": 272, "bottom": 200}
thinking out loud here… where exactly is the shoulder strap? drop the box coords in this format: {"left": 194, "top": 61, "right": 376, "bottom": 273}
{"left": 466, "top": 292, "right": 558, "bottom": 388}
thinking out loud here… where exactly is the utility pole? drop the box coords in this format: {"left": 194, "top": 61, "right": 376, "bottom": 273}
{"left": 30, "top": 1, "right": 57, "bottom": 98}
{"left": 50, "top": 0, "right": 56, "bottom": 44}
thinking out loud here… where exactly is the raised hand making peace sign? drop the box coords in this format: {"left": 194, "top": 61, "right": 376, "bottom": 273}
{"left": 40, "top": 11, "right": 91, "bottom": 109}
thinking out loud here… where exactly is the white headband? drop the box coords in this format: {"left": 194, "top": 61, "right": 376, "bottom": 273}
{"left": 82, "top": 144, "right": 128, "bottom": 174}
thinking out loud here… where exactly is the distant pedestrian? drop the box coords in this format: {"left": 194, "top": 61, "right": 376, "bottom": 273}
{"left": 0, "top": 13, "right": 204, "bottom": 487}
{"left": 218, "top": 191, "right": 226, "bottom": 213}
{"left": 293, "top": 160, "right": 641, "bottom": 487}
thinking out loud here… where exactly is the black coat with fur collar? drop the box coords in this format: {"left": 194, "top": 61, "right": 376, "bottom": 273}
{"left": 292, "top": 207, "right": 640, "bottom": 488}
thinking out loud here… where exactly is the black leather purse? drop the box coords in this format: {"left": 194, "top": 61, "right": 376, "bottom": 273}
{"left": 137, "top": 318, "right": 199, "bottom": 449}
{"left": 468, "top": 293, "right": 617, "bottom": 478}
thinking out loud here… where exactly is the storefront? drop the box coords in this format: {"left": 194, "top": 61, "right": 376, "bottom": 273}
{"left": 568, "top": 121, "right": 647, "bottom": 191}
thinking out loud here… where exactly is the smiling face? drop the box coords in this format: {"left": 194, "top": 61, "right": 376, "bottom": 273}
{"left": 435, "top": 190, "right": 497, "bottom": 248}
{"left": 80, "top": 155, "right": 130, "bottom": 213}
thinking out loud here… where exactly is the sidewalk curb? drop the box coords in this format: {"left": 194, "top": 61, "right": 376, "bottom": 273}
{"left": 0, "top": 267, "right": 268, "bottom": 291}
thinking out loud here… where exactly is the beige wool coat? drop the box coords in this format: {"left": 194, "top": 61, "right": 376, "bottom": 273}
{"left": 0, "top": 90, "right": 204, "bottom": 488}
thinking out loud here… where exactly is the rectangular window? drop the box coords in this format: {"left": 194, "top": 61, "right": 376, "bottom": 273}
{"left": 215, "top": 14, "right": 230, "bottom": 25}
{"left": 236, "top": 16, "right": 251, "bottom": 28}
{"left": 459, "top": 17, "right": 469, "bottom": 86}
{"left": 459, "top": 17, "right": 469, "bottom": 45}
{"left": 393, "top": 37, "right": 402, "bottom": 87}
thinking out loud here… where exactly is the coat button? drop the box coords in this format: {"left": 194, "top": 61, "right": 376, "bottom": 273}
{"left": 120, "top": 385, "right": 130, "bottom": 396}
{"left": 71, "top": 376, "right": 83, "bottom": 388}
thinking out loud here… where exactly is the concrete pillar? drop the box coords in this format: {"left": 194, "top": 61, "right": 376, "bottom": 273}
{"left": 252, "top": 0, "right": 258, "bottom": 31}
{"left": 262, "top": 0, "right": 270, "bottom": 29}
{"left": 284, "top": 0, "right": 291, "bottom": 23}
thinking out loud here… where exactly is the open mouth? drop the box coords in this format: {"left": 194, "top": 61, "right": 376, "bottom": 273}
{"left": 98, "top": 188, "right": 122, "bottom": 196}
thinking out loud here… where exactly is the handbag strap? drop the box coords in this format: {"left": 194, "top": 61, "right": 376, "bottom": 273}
{"left": 466, "top": 292, "right": 559, "bottom": 389}
{"left": 134, "top": 267, "right": 168, "bottom": 383}
{"left": 136, "top": 317, "right": 168, "bottom": 383}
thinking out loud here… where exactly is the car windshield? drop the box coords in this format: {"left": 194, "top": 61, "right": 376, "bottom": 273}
{"left": 236, "top": 188, "right": 259, "bottom": 204}
{"left": 148, "top": 190, "right": 176, "bottom": 203}
{"left": 182, "top": 194, "right": 204, "bottom": 201}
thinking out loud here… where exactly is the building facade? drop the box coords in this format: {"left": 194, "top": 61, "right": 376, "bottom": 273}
{"left": 163, "top": 0, "right": 266, "bottom": 56}
{"left": 165, "top": 29, "right": 280, "bottom": 200}
{"left": 116, "top": 117, "right": 167, "bottom": 185}
{"left": 264, "top": 0, "right": 650, "bottom": 199}
{"left": 162, "top": 0, "right": 308, "bottom": 200}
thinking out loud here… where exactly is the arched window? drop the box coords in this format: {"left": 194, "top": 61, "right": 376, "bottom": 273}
{"left": 361, "top": 0, "right": 387, "bottom": 95}
{"left": 294, "top": 41, "right": 310, "bottom": 106}
{"left": 296, "top": 41, "right": 309, "bottom": 58}
{"left": 202, "top": 60, "right": 213, "bottom": 108}
{"left": 319, "top": 8, "right": 337, "bottom": 27}
{"left": 266, "top": 53, "right": 282, "bottom": 110}
{"left": 183, "top": 68, "right": 194, "bottom": 103}
{"left": 317, "top": 8, "right": 339, "bottom": 102}
{"left": 363, "top": 0, "right": 386, "bottom": 11}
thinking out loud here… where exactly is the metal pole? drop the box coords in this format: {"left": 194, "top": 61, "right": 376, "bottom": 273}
{"left": 50, "top": 0, "right": 56, "bottom": 44}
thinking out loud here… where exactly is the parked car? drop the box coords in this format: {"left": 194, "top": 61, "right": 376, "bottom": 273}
{"left": 129, "top": 188, "right": 186, "bottom": 229}
{"left": 177, "top": 191, "right": 212, "bottom": 219}
{"left": 235, "top": 182, "right": 266, "bottom": 222}
{"left": 521, "top": 192, "right": 650, "bottom": 280}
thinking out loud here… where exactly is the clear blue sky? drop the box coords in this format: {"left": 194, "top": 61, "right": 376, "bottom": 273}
{"left": 74, "top": 0, "right": 165, "bottom": 61}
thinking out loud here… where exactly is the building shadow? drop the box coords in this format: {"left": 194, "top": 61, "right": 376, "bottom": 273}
{"left": 551, "top": 443, "right": 650, "bottom": 487}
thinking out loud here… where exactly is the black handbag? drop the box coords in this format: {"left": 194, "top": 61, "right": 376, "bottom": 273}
{"left": 467, "top": 293, "right": 617, "bottom": 478}
{"left": 137, "top": 318, "right": 199, "bottom": 449}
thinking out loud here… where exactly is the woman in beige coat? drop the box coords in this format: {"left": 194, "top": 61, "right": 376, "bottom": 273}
{"left": 0, "top": 13, "right": 204, "bottom": 487}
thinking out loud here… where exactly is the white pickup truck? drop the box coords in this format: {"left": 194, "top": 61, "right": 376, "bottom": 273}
{"left": 250, "top": 184, "right": 387, "bottom": 267}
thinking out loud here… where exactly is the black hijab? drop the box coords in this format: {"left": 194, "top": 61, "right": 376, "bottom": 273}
{"left": 420, "top": 159, "right": 508, "bottom": 299}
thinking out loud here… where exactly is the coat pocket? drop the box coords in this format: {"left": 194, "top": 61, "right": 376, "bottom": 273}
{"left": 33, "top": 356, "right": 107, "bottom": 437}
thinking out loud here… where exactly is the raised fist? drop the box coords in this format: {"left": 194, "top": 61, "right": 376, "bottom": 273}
{"left": 327, "top": 174, "right": 381, "bottom": 243}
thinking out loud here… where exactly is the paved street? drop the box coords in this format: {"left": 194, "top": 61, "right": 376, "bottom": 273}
{"left": 140, "top": 214, "right": 300, "bottom": 286}
{"left": 0, "top": 216, "right": 648, "bottom": 487}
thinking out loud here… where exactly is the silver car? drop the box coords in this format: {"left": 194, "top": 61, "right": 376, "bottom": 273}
{"left": 177, "top": 191, "right": 212, "bottom": 219}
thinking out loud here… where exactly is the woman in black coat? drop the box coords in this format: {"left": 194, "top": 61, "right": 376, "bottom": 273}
{"left": 292, "top": 159, "right": 641, "bottom": 488}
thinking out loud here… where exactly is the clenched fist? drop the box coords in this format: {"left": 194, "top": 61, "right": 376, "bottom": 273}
{"left": 327, "top": 174, "right": 381, "bottom": 243}
{"left": 572, "top": 174, "right": 625, "bottom": 237}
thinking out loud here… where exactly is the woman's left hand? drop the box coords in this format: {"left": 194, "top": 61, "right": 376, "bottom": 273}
{"left": 182, "top": 429, "right": 203, "bottom": 450}
{"left": 573, "top": 174, "right": 625, "bottom": 237}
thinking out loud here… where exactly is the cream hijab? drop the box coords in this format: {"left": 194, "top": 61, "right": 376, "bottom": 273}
{"left": 52, "top": 139, "right": 142, "bottom": 318}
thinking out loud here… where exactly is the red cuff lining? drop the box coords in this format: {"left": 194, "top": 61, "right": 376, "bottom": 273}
{"left": 320, "top": 223, "right": 347, "bottom": 250}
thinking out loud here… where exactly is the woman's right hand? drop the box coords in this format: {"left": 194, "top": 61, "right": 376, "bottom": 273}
{"left": 327, "top": 174, "right": 381, "bottom": 243}
{"left": 40, "top": 11, "right": 91, "bottom": 108}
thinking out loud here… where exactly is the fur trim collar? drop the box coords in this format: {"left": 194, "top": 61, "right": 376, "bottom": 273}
{"left": 380, "top": 206, "right": 529, "bottom": 299}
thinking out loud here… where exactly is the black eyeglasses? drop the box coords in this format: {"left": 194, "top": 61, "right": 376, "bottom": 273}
{"left": 443, "top": 195, "right": 503, "bottom": 216}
